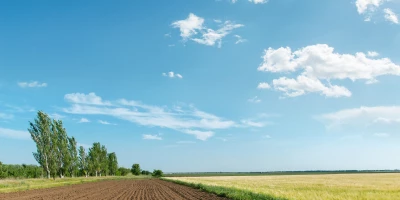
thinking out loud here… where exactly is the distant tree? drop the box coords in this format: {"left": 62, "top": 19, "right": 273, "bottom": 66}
{"left": 53, "top": 120, "right": 70, "bottom": 178}
{"left": 88, "top": 143, "right": 101, "bottom": 176}
{"left": 108, "top": 153, "right": 118, "bottom": 176}
{"left": 29, "top": 111, "right": 57, "bottom": 179}
{"left": 68, "top": 137, "right": 78, "bottom": 177}
{"left": 100, "top": 145, "right": 108, "bottom": 176}
{"left": 117, "top": 167, "right": 130, "bottom": 176}
{"left": 78, "top": 146, "right": 88, "bottom": 177}
{"left": 141, "top": 170, "right": 151, "bottom": 175}
{"left": 152, "top": 169, "right": 163, "bottom": 178}
{"left": 131, "top": 164, "right": 141, "bottom": 176}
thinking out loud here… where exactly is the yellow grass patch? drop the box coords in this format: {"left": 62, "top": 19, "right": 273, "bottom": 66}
{"left": 166, "top": 173, "right": 400, "bottom": 200}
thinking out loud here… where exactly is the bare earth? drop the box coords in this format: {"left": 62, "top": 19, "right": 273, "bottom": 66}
{"left": 0, "top": 179, "right": 229, "bottom": 200}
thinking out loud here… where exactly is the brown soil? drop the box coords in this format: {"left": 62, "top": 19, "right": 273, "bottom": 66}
{"left": 0, "top": 179, "right": 229, "bottom": 200}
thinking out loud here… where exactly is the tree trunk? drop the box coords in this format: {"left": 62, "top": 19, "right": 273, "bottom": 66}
{"left": 95, "top": 171, "right": 98, "bottom": 177}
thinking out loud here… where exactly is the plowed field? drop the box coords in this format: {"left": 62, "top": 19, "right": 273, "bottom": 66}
{"left": 0, "top": 179, "right": 229, "bottom": 200}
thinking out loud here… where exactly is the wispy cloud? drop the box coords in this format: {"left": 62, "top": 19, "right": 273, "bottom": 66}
{"left": 374, "top": 133, "right": 390, "bottom": 137}
{"left": 18, "top": 81, "right": 47, "bottom": 88}
{"left": 384, "top": 8, "right": 399, "bottom": 24}
{"left": 98, "top": 120, "right": 116, "bottom": 125}
{"left": 49, "top": 113, "right": 65, "bottom": 120}
{"left": 0, "top": 127, "right": 30, "bottom": 140}
{"left": 247, "top": 96, "right": 261, "bottom": 103}
{"left": 78, "top": 118, "right": 90, "bottom": 123}
{"left": 162, "top": 72, "right": 183, "bottom": 79}
{"left": 62, "top": 93, "right": 235, "bottom": 140}
{"left": 172, "top": 13, "right": 244, "bottom": 48}
{"left": 234, "top": 35, "right": 247, "bottom": 44}
{"left": 65, "top": 93, "right": 111, "bottom": 106}
{"left": 176, "top": 141, "right": 196, "bottom": 144}
{"left": 143, "top": 134, "right": 162, "bottom": 140}
{"left": 0, "top": 113, "right": 13, "bottom": 120}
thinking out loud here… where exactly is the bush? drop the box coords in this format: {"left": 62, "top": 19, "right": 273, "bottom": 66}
{"left": 131, "top": 164, "right": 141, "bottom": 176}
{"left": 152, "top": 169, "right": 163, "bottom": 178}
{"left": 141, "top": 170, "right": 151, "bottom": 175}
{"left": 117, "top": 167, "right": 130, "bottom": 176}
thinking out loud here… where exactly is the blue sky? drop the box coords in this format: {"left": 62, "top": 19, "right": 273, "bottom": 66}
{"left": 1, "top": 0, "right": 400, "bottom": 172}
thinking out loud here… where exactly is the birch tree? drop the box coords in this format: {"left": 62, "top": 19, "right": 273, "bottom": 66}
{"left": 78, "top": 146, "right": 88, "bottom": 177}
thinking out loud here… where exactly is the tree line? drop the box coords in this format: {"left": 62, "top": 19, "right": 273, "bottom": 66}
{"left": 28, "top": 111, "right": 120, "bottom": 179}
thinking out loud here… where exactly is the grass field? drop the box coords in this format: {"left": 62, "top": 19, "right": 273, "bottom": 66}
{"left": 0, "top": 175, "right": 150, "bottom": 193}
{"left": 166, "top": 173, "right": 400, "bottom": 200}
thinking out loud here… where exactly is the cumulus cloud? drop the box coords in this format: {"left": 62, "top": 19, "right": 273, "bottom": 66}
{"left": 257, "top": 44, "right": 400, "bottom": 97}
{"left": 18, "top": 81, "right": 47, "bottom": 88}
{"left": 257, "top": 82, "right": 271, "bottom": 89}
{"left": 355, "top": 0, "right": 398, "bottom": 24}
{"left": 63, "top": 93, "right": 235, "bottom": 140}
{"left": 162, "top": 72, "right": 183, "bottom": 79}
{"left": 384, "top": 8, "right": 399, "bottom": 24}
{"left": 143, "top": 134, "right": 162, "bottom": 140}
{"left": 356, "top": 0, "right": 385, "bottom": 14}
{"left": 172, "top": 13, "right": 243, "bottom": 47}
{"left": 0, "top": 127, "right": 30, "bottom": 140}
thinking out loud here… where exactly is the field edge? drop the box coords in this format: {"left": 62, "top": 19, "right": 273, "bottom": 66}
{"left": 162, "top": 178, "right": 289, "bottom": 200}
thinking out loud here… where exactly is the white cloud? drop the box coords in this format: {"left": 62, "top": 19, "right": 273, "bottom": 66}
{"left": 98, "top": 120, "right": 116, "bottom": 125}
{"left": 240, "top": 113, "right": 274, "bottom": 128}
{"left": 143, "top": 134, "right": 163, "bottom": 140}
{"left": 18, "top": 81, "right": 47, "bottom": 88}
{"left": 63, "top": 93, "right": 235, "bottom": 141}
{"left": 78, "top": 118, "right": 90, "bottom": 123}
{"left": 356, "top": 0, "right": 385, "bottom": 14}
{"left": 258, "top": 44, "right": 400, "bottom": 97}
{"left": 234, "top": 35, "right": 247, "bottom": 44}
{"left": 231, "top": 0, "right": 268, "bottom": 4}
{"left": 318, "top": 106, "right": 400, "bottom": 128}
{"left": 248, "top": 96, "right": 261, "bottom": 103}
{"left": 257, "top": 82, "right": 271, "bottom": 89}
{"left": 172, "top": 13, "right": 243, "bottom": 47}
{"left": 65, "top": 93, "right": 111, "bottom": 106}
{"left": 0, "top": 127, "right": 30, "bottom": 140}
{"left": 249, "top": 0, "right": 268, "bottom": 4}
{"left": 163, "top": 71, "right": 183, "bottom": 79}
{"left": 0, "top": 113, "right": 13, "bottom": 120}
{"left": 384, "top": 8, "right": 399, "bottom": 24}
{"left": 172, "top": 13, "right": 204, "bottom": 40}
{"left": 374, "top": 133, "right": 390, "bottom": 137}
{"left": 367, "top": 51, "right": 379, "bottom": 57}
{"left": 272, "top": 76, "right": 352, "bottom": 98}
{"left": 241, "top": 120, "right": 265, "bottom": 127}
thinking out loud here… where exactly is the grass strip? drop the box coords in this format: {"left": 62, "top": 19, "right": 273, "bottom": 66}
{"left": 162, "top": 178, "right": 289, "bottom": 200}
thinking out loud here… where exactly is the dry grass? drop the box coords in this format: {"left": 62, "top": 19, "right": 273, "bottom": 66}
{"left": 166, "top": 173, "right": 400, "bottom": 200}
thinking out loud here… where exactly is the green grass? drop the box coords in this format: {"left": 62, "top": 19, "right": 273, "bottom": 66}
{"left": 0, "top": 175, "right": 151, "bottom": 193}
{"left": 162, "top": 178, "right": 288, "bottom": 200}
{"left": 165, "top": 173, "right": 400, "bottom": 200}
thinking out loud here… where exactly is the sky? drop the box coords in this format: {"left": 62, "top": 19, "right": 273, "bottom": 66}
{"left": 1, "top": 0, "right": 400, "bottom": 172}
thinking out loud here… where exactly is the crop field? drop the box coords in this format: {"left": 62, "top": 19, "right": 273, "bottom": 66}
{"left": 166, "top": 173, "right": 400, "bottom": 200}
{"left": 0, "top": 175, "right": 149, "bottom": 193}
{"left": 0, "top": 179, "right": 228, "bottom": 200}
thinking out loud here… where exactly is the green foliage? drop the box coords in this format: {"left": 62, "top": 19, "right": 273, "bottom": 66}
{"left": 117, "top": 167, "right": 130, "bottom": 176}
{"left": 141, "top": 170, "right": 151, "bottom": 175}
{"left": 152, "top": 169, "right": 164, "bottom": 178}
{"left": 108, "top": 153, "right": 118, "bottom": 176}
{"left": 131, "top": 164, "right": 141, "bottom": 176}
{"left": 0, "top": 163, "right": 43, "bottom": 179}
{"left": 78, "top": 146, "right": 88, "bottom": 177}
{"left": 68, "top": 137, "right": 78, "bottom": 177}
